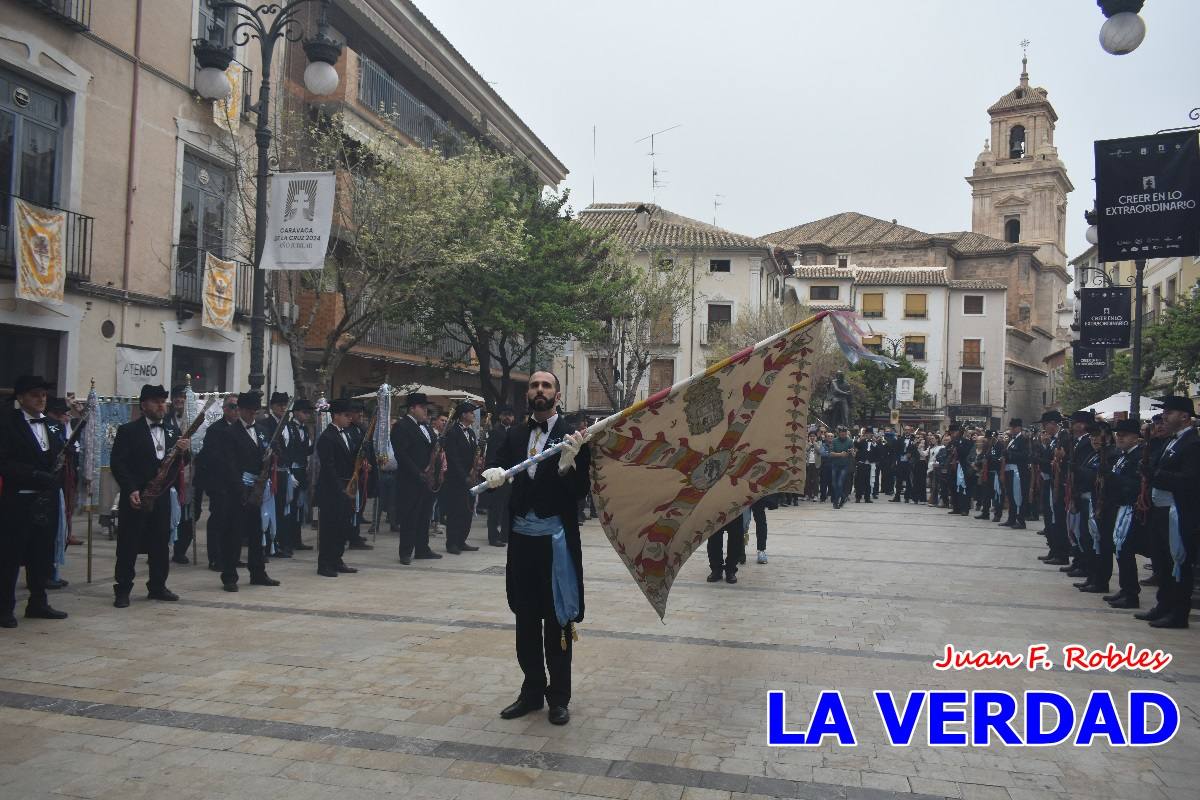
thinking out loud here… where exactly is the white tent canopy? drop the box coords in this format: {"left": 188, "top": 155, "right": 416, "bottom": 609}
{"left": 1082, "top": 391, "right": 1158, "bottom": 419}
{"left": 352, "top": 384, "right": 484, "bottom": 404}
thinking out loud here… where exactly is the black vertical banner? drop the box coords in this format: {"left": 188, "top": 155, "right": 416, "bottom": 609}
{"left": 1072, "top": 345, "right": 1108, "bottom": 380}
{"left": 1078, "top": 287, "right": 1132, "bottom": 348}
{"left": 1095, "top": 131, "right": 1200, "bottom": 262}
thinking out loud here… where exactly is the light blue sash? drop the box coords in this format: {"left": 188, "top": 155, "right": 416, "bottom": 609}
{"left": 1067, "top": 511, "right": 1080, "bottom": 547}
{"left": 1005, "top": 464, "right": 1022, "bottom": 512}
{"left": 169, "top": 486, "right": 181, "bottom": 545}
{"left": 1113, "top": 505, "right": 1134, "bottom": 558}
{"left": 993, "top": 471, "right": 1001, "bottom": 500}
{"left": 513, "top": 511, "right": 580, "bottom": 626}
{"left": 1153, "top": 490, "right": 1187, "bottom": 581}
{"left": 242, "top": 471, "right": 277, "bottom": 552}
{"left": 53, "top": 489, "right": 67, "bottom": 578}
{"left": 956, "top": 464, "right": 966, "bottom": 492}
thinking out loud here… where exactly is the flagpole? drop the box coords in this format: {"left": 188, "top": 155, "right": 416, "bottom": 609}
{"left": 470, "top": 311, "right": 844, "bottom": 495}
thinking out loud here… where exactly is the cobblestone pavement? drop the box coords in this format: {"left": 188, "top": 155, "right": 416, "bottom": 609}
{"left": 1, "top": 498, "right": 1197, "bottom": 800}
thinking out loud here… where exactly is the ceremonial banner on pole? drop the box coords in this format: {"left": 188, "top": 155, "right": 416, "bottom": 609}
{"left": 14, "top": 198, "right": 66, "bottom": 305}
{"left": 590, "top": 310, "right": 891, "bottom": 618}
{"left": 202, "top": 252, "right": 237, "bottom": 331}
{"left": 260, "top": 171, "right": 335, "bottom": 270}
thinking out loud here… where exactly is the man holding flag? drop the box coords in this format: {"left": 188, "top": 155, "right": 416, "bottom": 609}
{"left": 482, "top": 371, "right": 589, "bottom": 727}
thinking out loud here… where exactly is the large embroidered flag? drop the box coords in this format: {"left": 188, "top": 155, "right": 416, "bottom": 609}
{"left": 202, "top": 252, "right": 237, "bottom": 331}
{"left": 14, "top": 198, "right": 66, "bottom": 305}
{"left": 590, "top": 310, "right": 891, "bottom": 619}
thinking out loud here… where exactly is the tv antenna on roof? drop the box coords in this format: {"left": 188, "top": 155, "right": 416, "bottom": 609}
{"left": 635, "top": 124, "right": 681, "bottom": 203}
{"left": 713, "top": 193, "right": 725, "bottom": 226}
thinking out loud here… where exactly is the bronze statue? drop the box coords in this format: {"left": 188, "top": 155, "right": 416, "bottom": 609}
{"left": 828, "top": 370, "right": 852, "bottom": 428}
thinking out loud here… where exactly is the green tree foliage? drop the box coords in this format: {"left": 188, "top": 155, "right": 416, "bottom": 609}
{"left": 421, "top": 182, "right": 632, "bottom": 410}
{"left": 1057, "top": 350, "right": 1134, "bottom": 413}
{"left": 1144, "top": 291, "right": 1200, "bottom": 391}
{"left": 846, "top": 356, "right": 928, "bottom": 425}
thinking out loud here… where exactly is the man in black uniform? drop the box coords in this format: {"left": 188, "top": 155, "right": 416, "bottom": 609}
{"left": 853, "top": 428, "right": 875, "bottom": 503}
{"left": 1065, "top": 410, "right": 1096, "bottom": 580}
{"left": 205, "top": 392, "right": 279, "bottom": 591}
{"left": 948, "top": 424, "right": 975, "bottom": 515}
{"left": 976, "top": 431, "right": 1000, "bottom": 520}
{"left": 110, "top": 384, "right": 191, "bottom": 607}
{"left": 344, "top": 400, "right": 375, "bottom": 550}
{"left": 314, "top": 398, "right": 358, "bottom": 578}
{"left": 197, "top": 394, "right": 238, "bottom": 570}
{"left": 443, "top": 401, "right": 480, "bottom": 554}
{"left": 482, "top": 371, "right": 589, "bottom": 726}
{"left": 891, "top": 426, "right": 914, "bottom": 503}
{"left": 284, "top": 398, "right": 315, "bottom": 554}
{"left": 0, "top": 375, "right": 69, "bottom": 627}
{"left": 1102, "top": 418, "right": 1145, "bottom": 609}
{"left": 391, "top": 393, "right": 440, "bottom": 564}
{"left": 486, "top": 405, "right": 515, "bottom": 546}
{"left": 1002, "top": 419, "right": 1030, "bottom": 529}
{"left": 257, "top": 392, "right": 293, "bottom": 557}
{"left": 1073, "top": 421, "right": 1118, "bottom": 594}
{"left": 1136, "top": 396, "right": 1199, "bottom": 628}
{"left": 1035, "top": 411, "right": 1071, "bottom": 566}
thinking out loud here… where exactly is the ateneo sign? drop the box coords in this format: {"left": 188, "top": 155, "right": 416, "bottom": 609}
{"left": 1094, "top": 131, "right": 1200, "bottom": 262}
{"left": 1078, "top": 287, "right": 1132, "bottom": 348}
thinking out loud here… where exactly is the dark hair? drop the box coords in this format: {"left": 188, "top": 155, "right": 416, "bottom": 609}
{"left": 528, "top": 370, "right": 561, "bottom": 392}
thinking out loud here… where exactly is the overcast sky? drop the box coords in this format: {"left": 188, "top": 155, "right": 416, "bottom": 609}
{"left": 422, "top": 0, "right": 1199, "bottom": 257}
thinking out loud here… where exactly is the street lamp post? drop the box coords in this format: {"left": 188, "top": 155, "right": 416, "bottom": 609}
{"left": 194, "top": 0, "right": 342, "bottom": 394}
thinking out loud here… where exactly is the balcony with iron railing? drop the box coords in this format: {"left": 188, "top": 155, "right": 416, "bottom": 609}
{"left": 360, "top": 317, "right": 473, "bottom": 363}
{"left": 16, "top": 0, "right": 90, "bottom": 31}
{"left": 959, "top": 350, "right": 986, "bottom": 369}
{"left": 357, "top": 54, "right": 463, "bottom": 155}
{"left": 699, "top": 322, "right": 729, "bottom": 345}
{"left": 948, "top": 390, "right": 991, "bottom": 407}
{"left": 173, "top": 246, "right": 252, "bottom": 316}
{"left": 0, "top": 193, "right": 93, "bottom": 283}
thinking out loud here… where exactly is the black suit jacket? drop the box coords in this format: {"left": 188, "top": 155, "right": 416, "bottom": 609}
{"left": 205, "top": 419, "right": 268, "bottom": 501}
{"left": 444, "top": 423, "right": 476, "bottom": 489}
{"left": 110, "top": 417, "right": 181, "bottom": 499}
{"left": 391, "top": 416, "right": 433, "bottom": 491}
{"left": 1005, "top": 432, "right": 1031, "bottom": 467}
{"left": 1104, "top": 444, "right": 1144, "bottom": 509}
{"left": 314, "top": 425, "right": 354, "bottom": 510}
{"left": 1150, "top": 427, "right": 1200, "bottom": 535}
{"left": 487, "top": 416, "right": 590, "bottom": 621}
{"left": 0, "top": 408, "right": 64, "bottom": 498}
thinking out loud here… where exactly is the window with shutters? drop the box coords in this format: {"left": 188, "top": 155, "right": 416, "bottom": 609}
{"left": 961, "top": 338, "right": 982, "bottom": 368}
{"left": 904, "top": 335, "right": 926, "bottom": 361}
{"left": 903, "top": 293, "right": 927, "bottom": 319}
{"left": 962, "top": 295, "right": 984, "bottom": 315}
{"left": 861, "top": 335, "right": 883, "bottom": 354}
{"left": 961, "top": 372, "right": 982, "bottom": 404}
{"left": 861, "top": 292, "right": 884, "bottom": 318}
{"left": 648, "top": 358, "right": 674, "bottom": 396}
{"left": 587, "top": 356, "right": 613, "bottom": 409}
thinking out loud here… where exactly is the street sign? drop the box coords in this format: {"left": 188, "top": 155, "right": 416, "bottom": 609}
{"left": 1094, "top": 130, "right": 1200, "bottom": 262}
{"left": 1073, "top": 344, "right": 1108, "bottom": 380}
{"left": 1078, "top": 287, "right": 1132, "bottom": 348}
{"left": 895, "top": 377, "right": 915, "bottom": 403}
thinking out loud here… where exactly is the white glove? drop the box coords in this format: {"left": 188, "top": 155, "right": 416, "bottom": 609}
{"left": 482, "top": 467, "right": 509, "bottom": 489}
{"left": 557, "top": 431, "right": 588, "bottom": 475}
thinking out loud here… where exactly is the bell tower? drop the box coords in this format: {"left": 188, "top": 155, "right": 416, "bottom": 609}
{"left": 966, "top": 50, "right": 1073, "bottom": 270}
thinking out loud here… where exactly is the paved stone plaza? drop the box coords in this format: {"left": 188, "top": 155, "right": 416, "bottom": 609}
{"left": 1, "top": 499, "right": 1197, "bottom": 800}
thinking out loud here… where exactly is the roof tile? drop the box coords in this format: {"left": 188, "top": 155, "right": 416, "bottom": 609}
{"left": 578, "top": 203, "right": 773, "bottom": 251}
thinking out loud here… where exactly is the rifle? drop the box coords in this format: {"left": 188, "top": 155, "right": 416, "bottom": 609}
{"left": 345, "top": 414, "right": 378, "bottom": 499}
{"left": 422, "top": 422, "right": 446, "bottom": 492}
{"left": 1135, "top": 424, "right": 1155, "bottom": 523}
{"left": 243, "top": 398, "right": 294, "bottom": 507}
{"left": 51, "top": 412, "right": 89, "bottom": 475}
{"left": 142, "top": 396, "right": 218, "bottom": 511}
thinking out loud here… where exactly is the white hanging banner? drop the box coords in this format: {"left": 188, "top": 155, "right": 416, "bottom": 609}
{"left": 115, "top": 346, "right": 163, "bottom": 397}
{"left": 260, "top": 171, "right": 335, "bottom": 271}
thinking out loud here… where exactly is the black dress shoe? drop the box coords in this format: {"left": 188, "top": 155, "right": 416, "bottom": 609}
{"left": 446, "top": 546, "right": 461, "bottom": 555}
{"left": 489, "top": 541, "right": 506, "bottom": 547}
{"left": 223, "top": 582, "right": 238, "bottom": 592}
{"left": 249, "top": 575, "right": 280, "bottom": 586}
{"left": 1149, "top": 616, "right": 1189, "bottom": 629}
{"left": 24, "top": 604, "right": 68, "bottom": 620}
{"left": 317, "top": 566, "right": 339, "bottom": 577}
{"left": 294, "top": 543, "right": 314, "bottom": 551}
{"left": 1065, "top": 567, "right": 1088, "bottom": 578}
{"left": 113, "top": 593, "right": 130, "bottom": 609}
{"left": 348, "top": 541, "right": 374, "bottom": 550}
{"left": 1102, "top": 590, "right": 1126, "bottom": 602}
{"left": 0, "top": 615, "right": 16, "bottom": 629}
{"left": 548, "top": 706, "right": 570, "bottom": 725}
{"left": 459, "top": 544, "right": 479, "bottom": 552}
{"left": 1037, "top": 554, "right": 1056, "bottom": 562}
{"left": 1109, "top": 596, "right": 1140, "bottom": 609}
{"left": 1079, "top": 584, "right": 1109, "bottom": 593}
{"left": 172, "top": 554, "right": 189, "bottom": 565}
{"left": 273, "top": 550, "right": 292, "bottom": 559}
{"left": 414, "top": 550, "right": 442, "bottom": 560}
{"left": 336, "top": 563, "right": 358, "bottom": 573}
{"left": 974, "top": 513, "right": 989, "bottom": 520}
{"left": 399, "top": 556, "right": 412, "bottom": 565}
{"left": 499, "top": 698, "right": 543, "bottom": 719}
{"left": 1058, "top": 564, "right": 1075, "bottom": 572}
{"left": 725, "top": 572, "right": 737, "bottom": 584}
{"left": 1044, "top": 557, "right": 1069, "bottom": 566}
{"left": 45, "top": 578, "right": 68, "bottom": 590}
{"left": 1072, "top": 580, "right": 1092, "bottom": 589}
{"left": 148, "top": 588, "right": 179, "bottom": 601}
{"left": 1134, "top": 606, "right": 1168, "bottom": 621}
{"left": 706, "top": 570, "right": 723, "bottom": 583}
